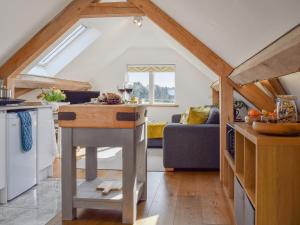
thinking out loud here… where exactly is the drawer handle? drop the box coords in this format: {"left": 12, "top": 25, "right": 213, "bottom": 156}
{"left": 58, "top": 112, "right": 76, "bottom": 121}
{"left": 116, "top": 112, "right": 140, "bottom": 121}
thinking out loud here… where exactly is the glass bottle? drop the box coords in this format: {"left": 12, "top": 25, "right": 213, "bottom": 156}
{"left": 276, "top": 95, "right": 298, "bottom": 122}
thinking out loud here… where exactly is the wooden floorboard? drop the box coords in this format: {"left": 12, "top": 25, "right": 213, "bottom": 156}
{"left": 48, "top": 159, "right": 233, "bottom": 225}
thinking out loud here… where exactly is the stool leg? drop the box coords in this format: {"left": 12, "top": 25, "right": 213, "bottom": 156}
{"left": 61, "top": 128, "right": 77, "bottom": 220}
{"left": 122, "top": 129, "right": 137, "bottom": 224}
{"left": 85, "top": 147, "right": 97, "bottom": 181}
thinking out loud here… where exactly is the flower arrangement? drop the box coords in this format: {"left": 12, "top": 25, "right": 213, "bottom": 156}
{"left": 39, "top": 88, "right": 66, "bottom": 102}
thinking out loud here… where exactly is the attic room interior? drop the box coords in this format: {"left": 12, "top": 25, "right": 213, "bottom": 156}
{"left": 0, "top": 0, "right": 300, "bottom": 225}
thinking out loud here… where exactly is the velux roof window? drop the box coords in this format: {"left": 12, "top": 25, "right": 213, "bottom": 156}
{"left": 38, "top": 25, "right": 87, "bottom": 67}
{"left": 26, "top": 24, "right": 100, "bottom": 77}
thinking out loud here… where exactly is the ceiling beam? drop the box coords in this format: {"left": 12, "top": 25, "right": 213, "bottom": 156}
{"left": 211, "top": 79, "right": 275, "bottom": 111}
{"left": 268, "top": 78, "right": 287, "bottom": 95}
{"left": 0, "top": 0, "right": 93, "bottom": 84}
{"left": 230, "top": 25, "right": 300, "bottom": 84}
{"left": 260, "top": 78, "right": 287, "bottom": 98}
{"left": 128, "top": 0, "right": 233, "bottom": 77}
{"left": 14, "top": 74, "right": 92, "bottom": 91}
{"left": 80, "top": 2, "right": 145, "bottom": 18}
{"left": 228, "top": 79, "right": 275, "bottom": 112}
{"left": 15, "top": 88, "right": 33, "bottom": 98}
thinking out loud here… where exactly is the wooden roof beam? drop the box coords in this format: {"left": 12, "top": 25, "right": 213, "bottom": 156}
{"left": 229, "top": 79, "right": 275, "bottom": 112}
{"left": 14, "top": 74, "right": 92, "bottom": 91}
{"left": 80, "top": 2, "right": 145, "bottom": 18}
{"left": 0, "top": 0, "right": 94, "bottom": 85}
{"left": 128, "top": 0, "right": 233, "bottom": 77}
{"left": 230, "top": 25, "right": 300, "bottom": 84}
{"left": 260, "top": 78, "right": 287, "bottom": 98}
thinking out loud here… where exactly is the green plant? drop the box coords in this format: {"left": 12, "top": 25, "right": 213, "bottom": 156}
{"left": 39, "top": 88, "right": 66, "bottom": 102}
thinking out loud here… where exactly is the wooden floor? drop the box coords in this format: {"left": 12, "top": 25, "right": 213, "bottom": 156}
{"left": 48, "top": 159, "right": 233, "bottom": 225}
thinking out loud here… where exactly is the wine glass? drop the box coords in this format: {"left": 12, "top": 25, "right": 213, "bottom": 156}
{"left": 125, "top": 83, "right": 133, "bottom": 102}
{"left": 117, "top": 84, "right": 125, "bottom": 102}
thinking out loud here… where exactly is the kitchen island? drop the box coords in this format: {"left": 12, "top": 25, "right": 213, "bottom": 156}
{"left": 58, "top": 104, "right": 147, "bottom": 224}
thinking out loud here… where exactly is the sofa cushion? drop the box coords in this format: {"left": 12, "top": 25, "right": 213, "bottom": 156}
{"left": 187, "top": 106, "right": 210, "bottom": 125}
{"left": 206, "top": 107, "right": 220, "bottom": 124}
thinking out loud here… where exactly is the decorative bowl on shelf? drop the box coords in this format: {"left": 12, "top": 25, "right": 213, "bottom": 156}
{"left": 252, "top": 121, "right": 300, "bottom": 136}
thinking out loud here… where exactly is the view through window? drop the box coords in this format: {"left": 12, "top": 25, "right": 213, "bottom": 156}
{"left": 127, "top": 65, "right": 175, "bottom": 104}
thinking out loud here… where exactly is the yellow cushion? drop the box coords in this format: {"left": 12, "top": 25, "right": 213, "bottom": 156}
{"left": 147, "top": 122, "right": 167, "bottom": 139}
{"left": 187, "top": 106, "right": 210, "bottom": 125}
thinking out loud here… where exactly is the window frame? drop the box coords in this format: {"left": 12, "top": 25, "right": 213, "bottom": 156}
{"left": 127, "top": 65, "right": 177, "bottom": 106}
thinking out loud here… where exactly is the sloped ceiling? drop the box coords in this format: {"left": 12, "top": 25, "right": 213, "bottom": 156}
{"left": 56, "top": 17, "right": 219, "bottom": 82}
{"left": 0, "top": 0, "right": 71, "bottom": 66}
{"left": 152, "top": 0, "right": 300, "bottom": 67}
{"left": 0, "top": 0, "right": 299, "bottom": 82}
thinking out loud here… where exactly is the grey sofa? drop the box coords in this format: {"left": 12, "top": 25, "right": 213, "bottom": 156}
{"left": 163, "top": 107, "right": 220, "bottom": 169}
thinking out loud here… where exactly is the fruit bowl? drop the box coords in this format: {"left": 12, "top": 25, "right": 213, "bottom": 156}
{"left": 252, "top": 121, "right": 300, "bottom": 136}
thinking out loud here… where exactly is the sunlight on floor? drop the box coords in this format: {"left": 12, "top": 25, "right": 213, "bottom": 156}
{"left": 135, "top": 215, "right": 159, "bottom": 225}
{"left": 97, "top": 147, "right": 122, "bottom": 159}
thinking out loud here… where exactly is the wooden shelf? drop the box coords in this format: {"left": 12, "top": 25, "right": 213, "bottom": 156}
{"left": 73, "top": 178, "right": 144, "bottom": 210}
{"left": 224, "top": 150, "right": 235, "bottom": 170}
{"left": 224, "top": 122, "right": 300, "bottom": 225}
{"left": 235, "top": 131, "right": 244, "bottom": 177}
{"left": 236, "top": 172, "right": 245, "bottom": 186}
{"left": 244, "top": 138, "right": 256, "bottom": 206}
{"left": 244, "top": 187, "right": 256, "bottom": 208}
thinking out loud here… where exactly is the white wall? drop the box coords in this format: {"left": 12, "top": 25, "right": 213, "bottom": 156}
{"left": 91, "top": 47, "right": 212, "bottom": 122}
{"left": 0, "top": 0, "right": 71, "bottom": 65}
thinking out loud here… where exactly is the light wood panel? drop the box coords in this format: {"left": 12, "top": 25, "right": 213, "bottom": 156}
{"left": 0, "top": 0, "right": 93, "bottom": 84}
{"left": 128, "top": 0, "right": 233, "bottom": 77}
{"left": 14, "top": 74, "right": 91, "bottom": 91}
{"left": 212, "top": 88, "right": 219, "bottom": 105}
{"left": 230, "top": 25, "right": 300, "bottom": 84}
{"left": 219, "top": 77, "right": 234, "bottom": 184}
{"left": 229, "top": 79, "right": 275, "bottom": 112}
{"left": 80, "top": 2, "right": 145, "bottom": 18}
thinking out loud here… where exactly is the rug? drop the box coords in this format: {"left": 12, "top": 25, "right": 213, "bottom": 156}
{"left": 77, "top": 147, "right": 164, "bottom": 172}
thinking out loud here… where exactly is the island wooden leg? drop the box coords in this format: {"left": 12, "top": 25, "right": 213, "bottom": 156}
{"left": 122, "top": 130, "right": 137, "bottom": 224}
{"left": 85, "top": 147, "right": 97, "bottom": 181}
{"left": 61, "top": 128, "right": 77, "bottom": 220}
{"left": 136, "top": 124, "right": 147, "bottom": 201}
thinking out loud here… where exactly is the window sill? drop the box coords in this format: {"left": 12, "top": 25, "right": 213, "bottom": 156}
{"left": 143, "top": 104, "right": 179, "bottom": 108}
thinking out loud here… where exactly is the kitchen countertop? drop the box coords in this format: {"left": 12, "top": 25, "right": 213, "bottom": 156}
{"left": 0, "top": 104, "right": 51, "bottom": 111}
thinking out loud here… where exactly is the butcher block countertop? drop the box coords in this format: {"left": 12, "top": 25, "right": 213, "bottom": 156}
{"left": 58, "top": 104, "right": 147, "bottom": 129}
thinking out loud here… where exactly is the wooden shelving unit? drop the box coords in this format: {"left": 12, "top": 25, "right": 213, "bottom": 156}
{"left": 223, "top": 123, "right": 300, "bottom": 225}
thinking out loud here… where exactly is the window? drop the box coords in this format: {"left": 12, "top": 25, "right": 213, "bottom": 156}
{"left": 26, "top": 25, "right": 100, "bottom": 77}
{"left": 38, "top": 25, "right": 87, "bottom": 67}
{"left": 127, "top": 65, "right": 176, "bottom": 104}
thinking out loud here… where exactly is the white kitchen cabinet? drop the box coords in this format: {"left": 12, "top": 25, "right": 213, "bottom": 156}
{"left": 37, "top": 108, "right": 56, "bottom": 180}
{"left": 0, "top": 112, "right": 5, "bottom": 190}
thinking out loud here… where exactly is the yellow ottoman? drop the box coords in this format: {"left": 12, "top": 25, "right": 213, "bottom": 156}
{"left": 147, "top": 122, "right": 167, "bottom": 148}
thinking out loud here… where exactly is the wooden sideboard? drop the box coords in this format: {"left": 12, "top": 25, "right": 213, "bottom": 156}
{"left": 223, "top": 123, "right": 300, "bottom": 225}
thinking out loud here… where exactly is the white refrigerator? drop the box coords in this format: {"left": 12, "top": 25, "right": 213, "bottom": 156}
{"left": 6, "top": 111, "right": 37, "bottom": 200}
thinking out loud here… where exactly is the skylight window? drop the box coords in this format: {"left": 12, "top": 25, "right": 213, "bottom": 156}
{"left": 38, "top": 25, "right": 87, "bottom": 66}
{"left": 26, "top": 24, "right": 100, "bottom": 77}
